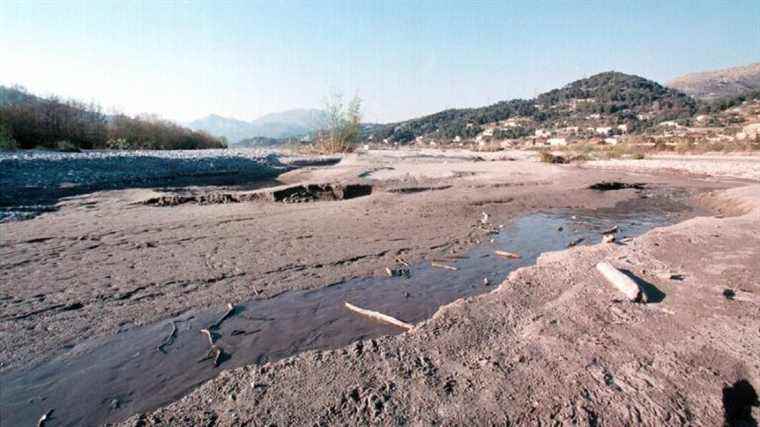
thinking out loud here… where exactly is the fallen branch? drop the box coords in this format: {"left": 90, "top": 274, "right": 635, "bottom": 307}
{"left": 344, "top": 302, "right": 414, "bottom": 331}
{"left": 200, "top": 328, "right": 216, "bottom": 345}
{"left": 431, "top": 261, "right": 458, "bottom": 271}
{"left": 209, "top": 303, "right": 235, "bottom": 330}
{"left": 596, "top": 262, "right": 641, "bottom": 301}
{"left": 601, "top": 225, "right": 619, "bottom": 235}
{"left": 494, "top": 250, "right": 521, "bottom": 259}
{"left": 157, "top": 321, "right": 178, "bottom": 353}
{"left": 568, "top": 238, "right": 584, "bottom": 247}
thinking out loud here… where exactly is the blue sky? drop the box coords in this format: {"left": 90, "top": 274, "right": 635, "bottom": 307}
{"left": 1, "top": 0, "right": 758, "bottom": 123}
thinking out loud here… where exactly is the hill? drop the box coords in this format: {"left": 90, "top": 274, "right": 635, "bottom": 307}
{"left": 0, "top": 86, "right": 225, "bottom": 150}
{"left": 0, "top": 85, "right": 38, "bottom": 106}
{"left": 668, "top": 62, "right": 760, "bottom": 99}
{"left": 188, "top": 109, "right": 326, "bottom": 142}
{"left": 370, "top": 71, "right": 696, "bottom": 143}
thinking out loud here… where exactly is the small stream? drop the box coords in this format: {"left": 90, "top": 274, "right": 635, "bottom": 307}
{"left": 0, "top": 190, "right": 703, "bottom": 426}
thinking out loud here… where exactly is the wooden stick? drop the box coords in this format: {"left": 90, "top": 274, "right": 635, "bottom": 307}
{"left": 601, "top": 225, "right": 619, "bottom": 235}
{"left": 157, "top": 321, "right": 178, "bottom": 353}
{"left": 431, "top": 261, "right": 458, "bottom": 271}
{"left": 200, "top": 328, "right": 215, "bottom": 345}
{"left": 596, "top": 262, "right": 641, "bottom": 301}
{"left": 209, "top": 303, "right": 235, "bottom": 330}
{"left": 494, "top": 250, "right": 521, "bottom": 259}
{"left": 344, "top": 302, "right": 414, "bottom": 331}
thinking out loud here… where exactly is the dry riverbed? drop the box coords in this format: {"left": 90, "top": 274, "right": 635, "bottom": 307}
{"left": 1, "top": 149, "right": 758, "bottom": 425}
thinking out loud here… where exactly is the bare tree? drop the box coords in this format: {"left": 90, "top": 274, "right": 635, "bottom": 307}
{"left": 315, "top": 93, "right": 362, "bottom": 153}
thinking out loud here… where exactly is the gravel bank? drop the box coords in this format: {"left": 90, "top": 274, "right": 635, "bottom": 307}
{"left": 0, "top": 149, "right": 342, "bottom": 217}
{"left": 587, "top": 154, "right": 760, "bottom": 181}
{"left": 0, "top": 148, "right": 282, "bottom": 193}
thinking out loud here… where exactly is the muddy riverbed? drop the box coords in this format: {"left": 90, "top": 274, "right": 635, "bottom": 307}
{"left": 0, "top": 188, "right": 704, "bottom": 426}
{"left": 2, "top": 149, "right": 756, "bottom": 426}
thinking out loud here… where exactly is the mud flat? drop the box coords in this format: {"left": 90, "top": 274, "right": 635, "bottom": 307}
{"left": 118, "top": 185, "right": 760, "bottom": 426}
{"left": 1, "top": 192, "right": 701, "bottom": 425}
{"left": 1, "top": 149, "right": 758, "bottom": 425}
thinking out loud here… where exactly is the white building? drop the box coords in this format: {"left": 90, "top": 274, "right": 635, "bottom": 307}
{"left": 548, "top": 138, "right": 568, "bottom": 146}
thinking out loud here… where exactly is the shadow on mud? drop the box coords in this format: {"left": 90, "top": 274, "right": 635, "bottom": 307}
{"left": 620, "top": 269, "right": 666, "bottom": 303}
{"left": 723, "top": 379, "right": 759, "bottom": 427}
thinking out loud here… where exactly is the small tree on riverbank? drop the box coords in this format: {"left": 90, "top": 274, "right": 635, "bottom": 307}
{"left": 314, "top": 94, "right": 362, "bottom": 153}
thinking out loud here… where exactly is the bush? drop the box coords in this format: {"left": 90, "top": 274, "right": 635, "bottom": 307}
{"left": 313, "top": 94, "right": 362, "bottom": 154}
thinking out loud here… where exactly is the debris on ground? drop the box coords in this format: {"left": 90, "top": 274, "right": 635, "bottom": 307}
{"left": 596, "top": 261, "right": 642, "bottom": 301}
{"left": 344, "top": 302, "right": 414, "bottom": 331}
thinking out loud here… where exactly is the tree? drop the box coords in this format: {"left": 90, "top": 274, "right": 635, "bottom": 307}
{"left": 315, "top": 93, "right": 362, "bottom": 153}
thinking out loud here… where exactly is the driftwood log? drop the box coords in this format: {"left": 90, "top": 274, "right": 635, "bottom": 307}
{"left": 596, "top": 262, "right": 641, "bottom": 301}
{"left": 494, "top": 250, "right": 521, "bottom": 259}
{"left": 344, "top": 302, "right": 414, "bottom": 331}
{"left": 431, "top": 261, "right": 458, "bottom": 271}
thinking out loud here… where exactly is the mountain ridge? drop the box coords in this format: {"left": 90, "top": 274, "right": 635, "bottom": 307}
{"left": 668, "top": 62, "right": 760, "bottom": 100}
{"left": 368, "top": 71, "right": 696, "bottom": 143}
{"left": 187, "top": 109, "right": 326, "bottom": 143}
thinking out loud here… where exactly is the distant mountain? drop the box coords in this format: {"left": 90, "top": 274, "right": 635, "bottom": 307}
{"left": 235, "top": 136, "right": 286, "bottom": 148}
{"left": 188, "top": 109, "right": 326, "bottom": 143}
{"left": 668, "top": 62, "right": 760, "bottom": 100}
{"left": 370, "top": 71, "right": 696, "bottom": 143}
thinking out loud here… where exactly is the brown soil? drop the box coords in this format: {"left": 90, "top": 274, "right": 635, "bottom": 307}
{"left": 122, "top": 185, "right": 760, "bottom": 426}
{"left": 2, "top": 150, "right": 758, "bottom": 425}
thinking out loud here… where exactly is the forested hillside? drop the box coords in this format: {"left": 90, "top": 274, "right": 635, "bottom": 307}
{"left": 368, "top": 72, "right": 698, "bottom": 143}
{"left": 0, "top": 86, "right": 226, "bottom": 150}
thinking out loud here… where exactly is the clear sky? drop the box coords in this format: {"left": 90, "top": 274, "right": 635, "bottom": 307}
{"left": 1, "top": 0, "right": 759, "bottom": 123}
